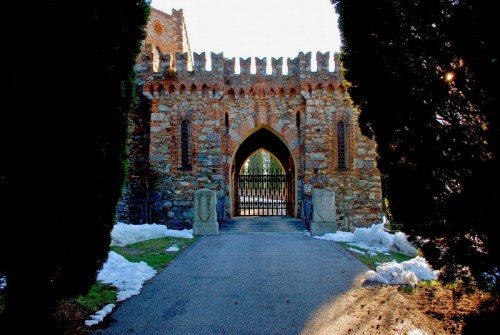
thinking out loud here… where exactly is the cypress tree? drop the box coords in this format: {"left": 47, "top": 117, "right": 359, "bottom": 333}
{"left": 269, "top": 154, "right": 283, "bottom": 175}
{"left": 0, "top": 1, "right": 150, "bottom": 332}
{"left": 247, "top": 151, "right": 265, "bottom": 174}
{"left": 332, "top": 0, "right": 499, "bottom": 293}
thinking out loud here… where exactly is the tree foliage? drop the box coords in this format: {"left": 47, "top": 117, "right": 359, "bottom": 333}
{"left": 243, "top": 151, "right": 284, "bottom": 175}
{"left": 0, "top": 0, "right": 150, "bottom": 332}
{"left": 269, "top": 154, "right": 283, "bottom": 174}
{"left": 246, "top": 151, "right": 265, "bottom": 174}
{"left": 331, "top": 0, "right": 499, "bottom": 293}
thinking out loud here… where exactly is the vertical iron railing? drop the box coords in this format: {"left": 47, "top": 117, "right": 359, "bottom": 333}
{"left": 301, "top": 194, "right": 313, "bottom": 230}
{"left": 216, "top": 195, "right": 226, "bottom": 223}
{"left": 235, "top": 169, "right": 292, "bottom": 216}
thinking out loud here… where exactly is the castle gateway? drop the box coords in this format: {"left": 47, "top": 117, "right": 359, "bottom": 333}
{"left": 119, "top": 8, "right": 383, "bottom": 230}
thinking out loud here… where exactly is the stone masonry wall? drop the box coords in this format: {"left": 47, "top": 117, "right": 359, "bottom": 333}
{"left": 141, "top": 8, "right": 193, "bottom": 71}
{"left": 122, "top": 8, "right": 383, "bottom": 230}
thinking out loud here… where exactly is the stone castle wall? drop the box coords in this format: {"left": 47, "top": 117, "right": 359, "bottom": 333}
{"left": 141, "top": 8, "right": 193, "bottom": 71}
{"left": 121, "top": 8, "right": 383, "bottom": 230}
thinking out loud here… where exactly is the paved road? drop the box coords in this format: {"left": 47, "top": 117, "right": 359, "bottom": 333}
{"left": 93, "top": 232, "right": 369, "bottom": 335}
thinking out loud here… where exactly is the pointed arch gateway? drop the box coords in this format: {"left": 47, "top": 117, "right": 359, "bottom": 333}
{"left": 231, "top": 127, "right": 296, "bottom": 217}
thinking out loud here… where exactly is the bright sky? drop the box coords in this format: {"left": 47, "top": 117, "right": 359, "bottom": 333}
{"left": 150, "top": 0, "right": 342, "bottom": 71}
{"left": 83, "top": 221, "right": 437, "bottom": 327}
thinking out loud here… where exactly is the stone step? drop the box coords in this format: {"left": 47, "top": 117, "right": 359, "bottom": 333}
{"left": 219, "top": 216, "right": 307, "bottom": 234}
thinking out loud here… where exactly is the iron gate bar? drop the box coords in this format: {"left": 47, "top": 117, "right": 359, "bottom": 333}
{"left": 235, "top": 172, "right": 292, "bottom": 216}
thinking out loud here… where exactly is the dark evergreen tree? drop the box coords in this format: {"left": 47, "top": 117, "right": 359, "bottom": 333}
{"left": 247, "top": 151, "right": 265, "bottom": 174}
{"left": 331, "top": 0, "right": 499, "bottom": 294}
{"left": 269, "top": 154, "right": 283, "bottom": 175}
{"left": 0, "top": 1, "right": 150, "bottom": 332}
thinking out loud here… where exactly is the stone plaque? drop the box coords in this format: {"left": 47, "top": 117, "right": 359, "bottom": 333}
{"left": 193, "top": 188, "right": 219, "bottom": 235}
{"left": 310, "top": 188, "right": 337, "bottom": 236}
{"left": 312, "top": 188, "right": 336, "bottom": 223}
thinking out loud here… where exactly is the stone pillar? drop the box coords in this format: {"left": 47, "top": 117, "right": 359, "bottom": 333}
{"left": 193, "top": 188, "right": 219, "bottom": 236}
{"left": 310, "top": 188, "right": 337, "bottom": 236}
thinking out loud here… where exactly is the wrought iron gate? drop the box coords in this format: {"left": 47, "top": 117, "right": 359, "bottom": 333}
{"left": 235, "top": 171, "right": 293, "bottom": 216}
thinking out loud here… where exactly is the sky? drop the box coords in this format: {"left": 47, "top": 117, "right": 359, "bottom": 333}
{"left": 150, "top": 0, "right": 342, "bottom": 72}
{"left": 83, "top": 220, "right": 438, "bottom": 327}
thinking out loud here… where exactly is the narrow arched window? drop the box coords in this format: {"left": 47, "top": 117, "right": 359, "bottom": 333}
{"left": 337, "top": 120, "right": 347, "bottom": 170}
{"left": 181, "top": 119, "right": 191, "bottom": 170}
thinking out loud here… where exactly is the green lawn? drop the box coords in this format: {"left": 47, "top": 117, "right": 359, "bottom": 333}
{"left": 336, "top": 241, "right": 413, "bottom": 270}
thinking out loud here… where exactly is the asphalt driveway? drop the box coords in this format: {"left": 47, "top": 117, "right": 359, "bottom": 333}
{"left": 93, "top": 232, "right": 369, "bottom": 335}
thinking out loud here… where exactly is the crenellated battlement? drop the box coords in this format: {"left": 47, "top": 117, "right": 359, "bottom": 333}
{"left": 138, "top": 49, "right": 341, "bottom": 76}
{"left": 139, "top": 50, "right": 346, "bottom": 102}
{"left": 137, "top": 49, "right": 345, "bottom": 100}
{"left": 135, "top": 7, "right": 343, "bottom": 95}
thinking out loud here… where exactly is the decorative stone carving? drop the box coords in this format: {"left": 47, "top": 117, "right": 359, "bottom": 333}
{"left": 310, "top": 188, "right": 337, "bottom": 236}
{"left": 193, "top": 188, "right": 219, "bottom": 235}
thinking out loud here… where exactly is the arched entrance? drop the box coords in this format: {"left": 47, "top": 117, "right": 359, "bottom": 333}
{"left": 231, "top": 127, "right": 296, "bottom": 217}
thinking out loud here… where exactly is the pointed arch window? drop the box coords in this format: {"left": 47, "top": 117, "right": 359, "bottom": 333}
{"left": 180, "top": 119, "right": 192, "bottom": 171}
{"left": 334, "top": 111, "right": 351, "bottom": 171}
{"left": 337, "top": 121, "right": 347, "bottom": 170}
{"left": 224, "top": 112, "right": 229, "bottom": 130}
